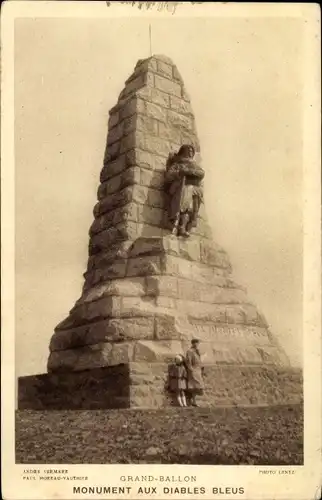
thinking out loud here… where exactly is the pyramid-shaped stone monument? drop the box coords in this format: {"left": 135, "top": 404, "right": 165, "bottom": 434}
{"left": 18, "top": 55, "right": 302, "bottom": 409}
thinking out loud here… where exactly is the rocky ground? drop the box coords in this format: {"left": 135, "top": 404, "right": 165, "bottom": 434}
{"left": 16, "top": 404, "right": 303, "bottom": 465}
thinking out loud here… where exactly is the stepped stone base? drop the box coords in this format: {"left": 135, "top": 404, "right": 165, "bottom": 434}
{"left": 48, "top": 236, "right": 291, "bottom": 373}
{"left": 18, "top": 364, "right": 302, "bottom": 410}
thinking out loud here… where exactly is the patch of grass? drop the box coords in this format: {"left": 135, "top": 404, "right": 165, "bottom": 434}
{"left": 16, "top": 404, "right": 303, "bottom": 465}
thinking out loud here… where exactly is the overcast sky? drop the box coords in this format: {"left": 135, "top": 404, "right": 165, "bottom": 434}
{"left": 14, "top": 14, "right": 304, "bottom": 376}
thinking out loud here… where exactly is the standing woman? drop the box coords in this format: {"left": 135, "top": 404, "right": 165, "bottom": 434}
{"left": 186, "top": 339, "right": 205, "bottom": 406}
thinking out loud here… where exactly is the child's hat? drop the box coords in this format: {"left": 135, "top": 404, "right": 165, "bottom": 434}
{"left": 175, "top": 354, "right": 183, "bottom": 362}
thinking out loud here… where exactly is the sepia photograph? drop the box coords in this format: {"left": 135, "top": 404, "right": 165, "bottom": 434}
{"left": 1, "top": 2, "right": 321, "bottom": 500}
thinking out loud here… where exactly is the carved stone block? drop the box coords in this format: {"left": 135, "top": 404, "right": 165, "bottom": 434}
{"left": 154, "top": 74, "right": 181, "bottom": 97}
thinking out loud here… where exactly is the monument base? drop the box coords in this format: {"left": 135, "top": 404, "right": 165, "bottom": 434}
{"left": 18, "top": 364, "right": 302, "bottom": 410}
{"left": 48, "top": 235, "right": 292, "bottom": 373}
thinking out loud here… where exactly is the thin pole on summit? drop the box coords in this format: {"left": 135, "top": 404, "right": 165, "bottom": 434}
{"left": 149, "top": 24, "right": 152, "bottom": 57}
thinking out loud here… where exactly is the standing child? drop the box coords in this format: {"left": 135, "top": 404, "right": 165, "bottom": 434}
{"left": 169, "top": 354, "right": 188, "bottom": 407}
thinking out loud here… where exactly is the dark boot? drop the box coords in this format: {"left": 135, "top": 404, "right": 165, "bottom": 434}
{"left": 179, "top": 213, "right": 190, "bottom": 237}
{"left": 171, "top": 213, "right": 180, "bottom": 236}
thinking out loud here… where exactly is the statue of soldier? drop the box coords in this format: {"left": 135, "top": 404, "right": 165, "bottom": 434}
{"left": 165, "top": 144, "right": 204, "bottom": 237}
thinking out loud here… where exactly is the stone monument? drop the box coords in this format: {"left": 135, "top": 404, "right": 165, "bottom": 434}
{"left": 18, "top": 55, "right": 302, "bottom": 409}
